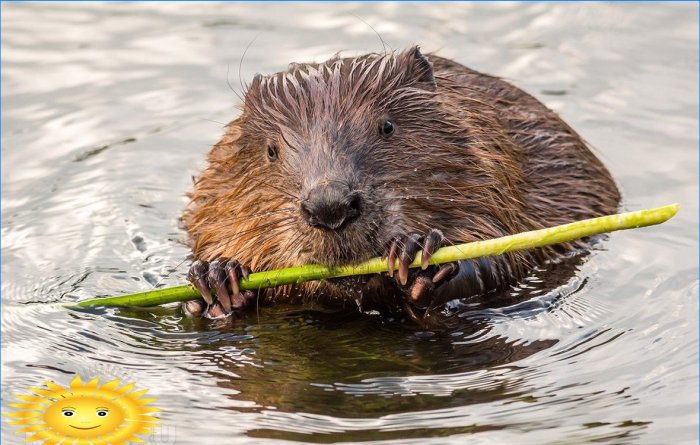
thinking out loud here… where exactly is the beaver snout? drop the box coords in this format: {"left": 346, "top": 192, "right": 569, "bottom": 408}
{"left": 300, "top": 184, "right": 362, "bottom": 231}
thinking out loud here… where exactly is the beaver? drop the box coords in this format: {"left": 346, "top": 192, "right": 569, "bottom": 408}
{"left": 181, "top": 46, "right": 620, "bottom": 322}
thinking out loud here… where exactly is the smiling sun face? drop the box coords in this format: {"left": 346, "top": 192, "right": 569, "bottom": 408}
{"left": 5, "top": 375, "right": 160, "bottom": 445}
{"left": 43, "top": 396, "right": 125, "bottom": 438}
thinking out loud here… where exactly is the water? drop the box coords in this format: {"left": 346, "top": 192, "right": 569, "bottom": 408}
{"left": 2, "top": 3, "right": 698, "bottom": 444}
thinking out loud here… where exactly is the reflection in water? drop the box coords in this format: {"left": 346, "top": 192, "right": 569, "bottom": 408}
{"left": 2, "top": 2, "right": 697, "bottom": 444}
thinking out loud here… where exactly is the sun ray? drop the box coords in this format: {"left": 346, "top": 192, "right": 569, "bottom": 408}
{"left": 9, "top": 403, "right": 41, "bottom": 410}
{"left": 134, "top": 397, "right": 157, "bottom": 406}
{"left": 5, "top": 411, "right": 42, "bottom": 419}
{"left": 44, "top": 381, "right": 68, "bottom": 393}
{"left": 9, "top": 418, "right": 44, "bottom": 425}
{"left": 16, "top": 395, "right": 50, "bottom": 403}
{"left": 84, "top": 377, "right": 100, "bottom": 391}
{"left": 26, "top": 432, "right": 46, "bottom": 442}
{"left": 128, "top": 388, "right": 149, "bottom": 399}
{"left": 28, "top": 387, "right": 56, "bottom": 399}
{"left": 69, "top": 375, "right": 84, "bottom": 391}
{"left": 100, "top": 379, "right": 121, "bottom": 392}
{"left": 114, "top": 382, "right": 136, "bottom": 395}
{"left": 17, "top": 423, "right": 48, "bottom": 433}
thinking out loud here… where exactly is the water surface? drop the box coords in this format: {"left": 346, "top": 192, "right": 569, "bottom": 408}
{"left": 2, "top": 3, "right": 698, "bottom": 444}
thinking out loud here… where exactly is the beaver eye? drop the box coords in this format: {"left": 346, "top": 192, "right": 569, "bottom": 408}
{"left": 380, "top": 119, "right": 395, "bottom": 137}
{"left": 267, "top": 143, "right": 278, "bottom": 161}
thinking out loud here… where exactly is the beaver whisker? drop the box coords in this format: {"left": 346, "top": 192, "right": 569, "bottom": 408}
{"left": 375, "top": 195, "right": 472, "bottom": 202}
{"left": 274, "top": 230, "right": 306, "bottom": 258}
{"left": 223, "top": 208, "right": 296, "bottom": 222}
{"left": 238, "top": 34, "right": 259, "bottom": 94}
{"left": 247, "top": 177, "right": 301, "bottom": 200}
{"left": 366, "top": 220, "right": 384, "bottom": 248}
{"left": 226, "top": 63, "right": 244, "bottom": 103}
{"left": 247, "top": 231, "right": 299, "bottom": 256}
{"left": 220, "top": 217, "right": 298, "bottom": 244}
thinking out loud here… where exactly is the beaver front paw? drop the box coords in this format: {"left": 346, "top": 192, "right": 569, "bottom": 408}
{"left": 183, "top": 258, "right": 255, "bottom": 319}
{"left": 386, "top": 229, "right": 459, "bottom": 310}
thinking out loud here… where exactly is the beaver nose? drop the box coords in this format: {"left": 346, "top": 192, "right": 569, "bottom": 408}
{"left": 300, "top": 185, "right": 362, "bottom": 231}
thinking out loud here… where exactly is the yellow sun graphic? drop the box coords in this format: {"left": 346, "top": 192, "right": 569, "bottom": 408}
{"left": 4, "top": 374, "right": 160, "bottom": 444}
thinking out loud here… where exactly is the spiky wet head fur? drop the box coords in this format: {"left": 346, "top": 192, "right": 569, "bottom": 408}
{"left": 184, "top": 46, "right": 620, "bottom": 301}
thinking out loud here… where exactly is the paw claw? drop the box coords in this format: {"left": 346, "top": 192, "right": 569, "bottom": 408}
{"left": 208, "top": 260, "right": 232, "bottom": 313}
{"left": 388, "top": 232, "right": 429, "bottom": 286}
{"left": 398, "top": 234, "right": 420, "bottom": 286}
{"left": 420, "top": 254, "right": 430, "bottom": 270}
{"left": 187, "top": 260, "right": 214, "bottom": 304}
{"left": 196, "top": 277, "right": 214, "bottom": 305}
{"left": 409, "top": 275, "right": 435, "bottom": 306}
{"left": 398, "top": 262, "right": 409, "bottom": 286}
{"left": 386, "top": 228, "right": 457, "bottom": 316}
{"left": 205, "top": 303, "right": 228, "bottom": 319}
{"left": 225, "top": 260, "right": 241, "bottom": 299}
{"left": 187, "top": 257, "right": 253, "bottom": 318}
{"left": 183, "top": 299, "right": 206, "bottom": 317}
{"left": 432, "top": 262, "right": 458, "bottom": 284}
{"left": 387, "top": 240, "right": 398, "bottom": 278}
{"left": 421, "top": 229, "right": 443, "bottom": 269}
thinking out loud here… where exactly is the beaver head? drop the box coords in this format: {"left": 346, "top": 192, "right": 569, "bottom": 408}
{"left": 186, "top": 46, "right": 528, "bottom": 273}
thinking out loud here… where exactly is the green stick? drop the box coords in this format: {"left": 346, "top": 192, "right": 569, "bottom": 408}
{"left": 72, "top": 203, "right": 679, "bottom": 309}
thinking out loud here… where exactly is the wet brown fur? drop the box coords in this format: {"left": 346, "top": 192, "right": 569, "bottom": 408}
{"left": 183, "top": 47, "right": 620, "bottom": 309}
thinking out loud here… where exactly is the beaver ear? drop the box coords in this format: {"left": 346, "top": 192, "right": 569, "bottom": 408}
{"left": 245, "top": 73, "right": 264, "bottom": 99}
{"left": 399, "top": 46, "right": 436, "bottom": 91}
{"left": 221, "top": 122, "right": 243, "bottom": 145}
